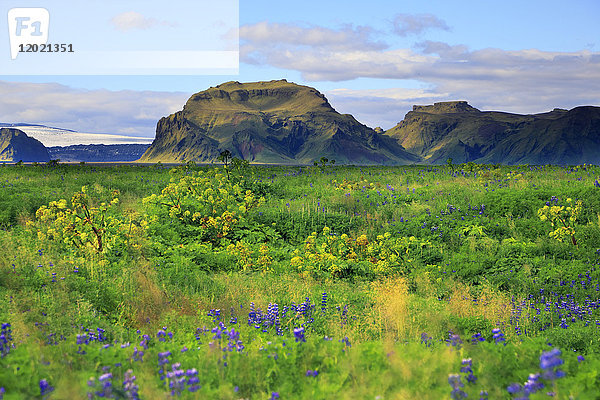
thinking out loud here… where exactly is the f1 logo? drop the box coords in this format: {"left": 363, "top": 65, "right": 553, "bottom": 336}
{"left": 7, "top": 8, "right": 49, "bottom": 60}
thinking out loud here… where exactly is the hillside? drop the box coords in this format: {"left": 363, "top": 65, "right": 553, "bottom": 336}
{"left": 385, "top": 101, "right": 600, "bottom": 165}
{"left": 140, "top": 80, "right": 420, "bottom": 165}
{"left": 0, "top": 128, "right": 50, "bottom": 162}
{"left": 48, "top": 144, "right": 150, "bottom": 162}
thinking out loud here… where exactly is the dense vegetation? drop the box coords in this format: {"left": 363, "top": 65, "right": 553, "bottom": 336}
{"left": 1, "top": 161, "right": 600, "bottom": 399}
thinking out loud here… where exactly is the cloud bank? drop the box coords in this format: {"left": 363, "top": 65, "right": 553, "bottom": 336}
{"left": 240, "top": 20, "right": 600, "bottom": 126}
{"left": 0, "top": 81, "right": 189, "bottom": 136}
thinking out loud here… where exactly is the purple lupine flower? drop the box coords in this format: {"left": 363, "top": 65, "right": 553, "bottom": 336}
{"left": 420, "top": 332, "right": 432, "bottom": 347}
{"left": 132, "top": 347, "right": 144, "bottom": 362}
{"left": 158, "top": 351, "right": 171, "bottom": 368}
{"left": 448, "top": 374, "right": 467, "bottom": 399}
{"left": 167, "top": 363, "right": 186, "bottom": 396}
{"left": 293, "top": 327, "right": 305, "bottom": 343}
{"left": 471, "top": 332, "right": 485, "bottom": 344}
{"left": 523, "top": 373, "right": 544, "bottom": 395}
{"left": 540, "top": 348, "right": 565, "bottom": 380}
{"left": 93, "top": 372, "right": 114, "bottom": 398}
{"left": 321, "top": 292, "right": 328, "bottom": 313}
{"left": 123, "top": 370, "right": 140, "bottom": 399}
{"left": 39, "top": 379, "right": 54, "bottom": 397}
{"left": 446, "top": 332, "right": 462, "bottom": 349}
{"left": 186, "top": 368, "right": 201, "bottom": 392}
{"left": 492, "top": 328, "right": 506, "bottom": 345}
{"left": 460, "top": 358, "right": 477, "bottom": 384}
{"left": 139, "top": 334, "right": 150, "bottom": 349}
{"left": 0, "top": 323, "right": 12, "bottom": 357}
{"left": 507, "top": 382, "right": 522, "bottom": 394}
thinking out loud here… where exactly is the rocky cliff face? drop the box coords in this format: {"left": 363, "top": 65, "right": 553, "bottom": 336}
{"left": 0, "top": 128, "right": 50, "bottom": 162}
{"left": 384, "top": 102, "right": 600, "bottom": 165}
{"left": 48, "top": 144, "right": 150, "bottom": 162}
{"left": 140, "top": 80, "right": 420, "bottom": 165}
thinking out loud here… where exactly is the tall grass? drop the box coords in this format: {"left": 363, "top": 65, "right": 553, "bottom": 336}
{"left": 1, "top": 163, "right": 600, "bottom": 398}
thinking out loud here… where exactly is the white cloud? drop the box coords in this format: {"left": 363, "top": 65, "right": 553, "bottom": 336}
{"left": 0, "top": 81, "right": 189, "bottom": 137}
{"left": 415, "top": 41, "right": 468, "bottom": 60}
{"left": 240, "top": 21, "right": 600, "bottom": 118}
{"left": 110, "top": 11, "right": 177, "bottom": 32}
{"left": 326, "top": 88, "right": 449, "bottom": 129}
{"left": 240, "top": 21, "right": 387, "bottom": 54}
{"left": 392, "top": 13, "right": 450, "bottom": 36}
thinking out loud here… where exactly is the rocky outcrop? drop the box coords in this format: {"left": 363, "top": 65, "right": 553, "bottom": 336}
{"left": 0, "top": 128, "right": 50, "bottom": 162}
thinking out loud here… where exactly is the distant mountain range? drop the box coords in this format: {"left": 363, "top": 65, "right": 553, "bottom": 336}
{"left": 48, "top": 144, "right": 150, "bottom": 162}
{"left": 3, "top": 81, "right": 600, "bottom": 165}
{"left": 1, "top": 123, "right": 152, "bottom": 147}
{"left": 0, "top": 127, "right": 149, "bottom": 163}
{"left": 140, "top": 80, "right": 600, "bottom": 165}
{"left": 0, "top": 124, "right": 153, "bottom": 162}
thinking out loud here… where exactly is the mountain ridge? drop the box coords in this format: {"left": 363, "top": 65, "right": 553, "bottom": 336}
{"left": 140, "top": 80, "right": 419, "bottom": 165}
{"left": 384, "top": 101, "right": 600, "bottom": 165}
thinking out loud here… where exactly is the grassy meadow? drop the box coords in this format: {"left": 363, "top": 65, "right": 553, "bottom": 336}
{"left": 1, "top": 161, "right": 600, "bottom": 399}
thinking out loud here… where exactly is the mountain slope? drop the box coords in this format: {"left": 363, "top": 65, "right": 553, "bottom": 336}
{"left": 385, "top": 102, "right": 600, "bottom": 165}
{"left": 0, "top": 128, "right": 50, "bottom": 162}
{"left": 140, "top": 80, "right": 420, "bottom": 165}
{"left": 48, "top": 144, "right": 150, "bottom": 162}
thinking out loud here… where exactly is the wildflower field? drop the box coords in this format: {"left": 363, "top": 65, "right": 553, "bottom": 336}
{"left": 1, "top": 161, "right": 600, "bottom": 399}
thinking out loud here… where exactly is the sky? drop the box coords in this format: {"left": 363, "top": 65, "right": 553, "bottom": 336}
{"left": 0, "top": 0, "right": 599, "bottom": 138}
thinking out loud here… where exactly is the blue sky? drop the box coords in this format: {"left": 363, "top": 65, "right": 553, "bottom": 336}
{"left": 1, "top": 0, "right": 599, "bottom": 136}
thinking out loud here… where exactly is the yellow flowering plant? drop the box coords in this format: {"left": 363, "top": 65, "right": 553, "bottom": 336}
{"left": 537, "top": 197, "right": 582, "bottom": 245}
{"left": 30, "top": 185, "right": 145, "bottom": 256}
{"left": 332, "top": 178, "right": 373, "bottom": 192}
{"left": 226, "top": 242, "right": 275, "bottom": 272}
{"left": 291, "top": 226, "right": 427, "bottom": 279}
{"left": 143, "top": 169, "right": 264, "bottom": 246}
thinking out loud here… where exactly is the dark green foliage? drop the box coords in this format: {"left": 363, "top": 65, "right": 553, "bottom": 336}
{"left": 545, "top": 325, "right": 600, "bottom": 353}
{"left": 448, "top": 315, "right": 495, "bottom": 336}
{"left": 258, "top": 210, "right": 362, "bottom": 245}
{"left": 484, "top": 188, "right": 549, "bottom": 218}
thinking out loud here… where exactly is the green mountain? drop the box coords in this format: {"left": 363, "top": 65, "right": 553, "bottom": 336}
{"left": 0, "top": 128, "right": 50, "bottom": 162}
{"left": 140, "top": 80, "right": 420, "bottom": 165}
{"left": 384, "top": 101, "right": 600, "bottom": 165}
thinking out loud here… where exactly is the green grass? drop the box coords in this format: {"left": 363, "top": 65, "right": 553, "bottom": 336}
{"left": 1, "top": 162, "right": 600, "bottom": 398}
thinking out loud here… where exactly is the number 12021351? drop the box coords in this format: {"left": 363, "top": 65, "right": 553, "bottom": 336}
{"left": 19, "top": 43, "right": 74, "bottom": 53}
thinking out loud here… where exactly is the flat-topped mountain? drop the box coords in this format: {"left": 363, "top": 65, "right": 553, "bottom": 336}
{"left": 411, "top": 101, "right": 480, "bottom": 115}
{"left": 385, "top": 102, "right": 600, "bottom": 165}
{"left": 140, "top": 80, "right": 419, "bottom": 165}
{"left": 0, "top": 128, "right": 50, "bottom": 162}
